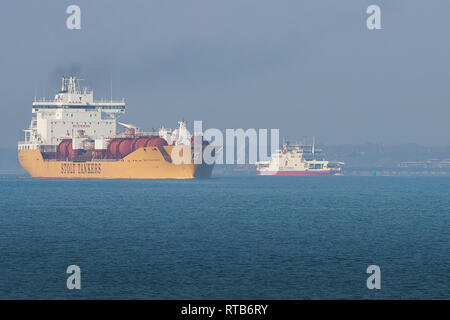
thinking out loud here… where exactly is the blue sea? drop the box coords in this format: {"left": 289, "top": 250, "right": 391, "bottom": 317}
{"left": 0, "top": 174, "right": 449, "bottom": 299}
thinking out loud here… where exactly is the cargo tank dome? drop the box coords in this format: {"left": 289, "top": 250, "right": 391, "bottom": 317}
{"left": 67, "top": 142, "right": 78, "bottom": 158}
{"left": 134, "top": 137, "right": 152, "bottom": 150}
{"left": 108, "top": 139, "right": 122, "bottom": 157}
{"left": 118, "top": 139, "right": 134, "bottom": 156}
{"left": 146, "top": 136, "right": 168, "bottom": 147}
{"left": 58, "top": 140, "right": 72, "bottom": 157}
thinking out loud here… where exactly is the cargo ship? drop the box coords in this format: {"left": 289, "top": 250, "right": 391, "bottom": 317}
{"left": 255, "top": 140, "right": 343, "bottom": 176}
{"left": 18, "top": 76, "right": 214, "bottom": 179}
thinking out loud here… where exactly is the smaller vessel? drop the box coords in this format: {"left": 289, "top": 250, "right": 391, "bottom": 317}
{"left": 256, "top": 139, "right": 343, "bottom": 176}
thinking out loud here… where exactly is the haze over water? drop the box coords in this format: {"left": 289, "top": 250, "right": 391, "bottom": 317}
{"left": 1, "top": 1, "right": 450, "bottom": 147}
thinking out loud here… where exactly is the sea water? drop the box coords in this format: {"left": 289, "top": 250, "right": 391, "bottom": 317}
{"left": 0, "top": 174, "right": 449, "bottom": 299}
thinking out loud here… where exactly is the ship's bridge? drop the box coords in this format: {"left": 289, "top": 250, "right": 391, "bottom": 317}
{"left": 26, "top": 76, "right": 126, "bottom": 146}
{"left": 32, "top": 76, "right": 125, "bottom": 114}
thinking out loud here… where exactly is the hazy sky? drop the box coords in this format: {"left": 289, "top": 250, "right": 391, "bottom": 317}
{"left": 1, "top": 0, "right": 449, "bottom": 147}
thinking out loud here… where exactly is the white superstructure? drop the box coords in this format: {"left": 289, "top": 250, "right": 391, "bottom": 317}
{"left": 19, "top": 76, "right": 125, "bottom": 151}
{"left": 256, "top": 141, "right": 343, "bottom": 175}
{"left": 18, "top": 76, "right": 194, "bottom": 153}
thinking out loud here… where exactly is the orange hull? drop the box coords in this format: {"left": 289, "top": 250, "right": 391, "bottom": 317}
{"left": 18, "top": 146, "right": 213, "bottom": 179}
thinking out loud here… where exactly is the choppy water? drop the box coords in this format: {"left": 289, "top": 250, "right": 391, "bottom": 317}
{"left": 0, "top": 174, "right": 449, "bottom": 299}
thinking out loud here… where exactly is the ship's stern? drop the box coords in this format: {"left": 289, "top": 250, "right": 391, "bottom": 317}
{"left": 194, "top": 162, "right": 215, "bottom": 178}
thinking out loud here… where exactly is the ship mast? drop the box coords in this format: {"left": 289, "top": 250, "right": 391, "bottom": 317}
{"left": 312, "top": 136, "right": 315, "bottom": 155}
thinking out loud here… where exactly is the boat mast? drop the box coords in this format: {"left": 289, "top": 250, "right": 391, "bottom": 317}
{"left": 312, "top": 136, "right": 315, "bottom": 155}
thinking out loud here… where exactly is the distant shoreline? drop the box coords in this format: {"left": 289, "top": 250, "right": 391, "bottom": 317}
{"left": 0, "top": 170, "right": 25, "bottom": 174}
